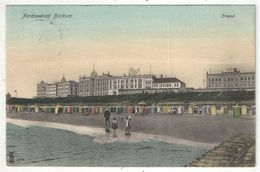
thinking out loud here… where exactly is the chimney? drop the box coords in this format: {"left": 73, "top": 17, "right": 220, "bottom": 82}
{"left": 124, "top": 73, "right": 125, "bottom": 76}
{"left": 160, "top": 74, "right": 163, "bottom": 78}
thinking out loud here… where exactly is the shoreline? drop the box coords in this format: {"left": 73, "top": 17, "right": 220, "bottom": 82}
{"left": 6, "top": 111, "right": 255, "bottom": 146}
{"left": 7, "top": 118, "right": 217, "bottom": 149}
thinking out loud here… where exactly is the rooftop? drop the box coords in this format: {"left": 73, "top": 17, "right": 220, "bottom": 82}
{"left": 153, "top": 77, "right": 185, "bottom": 84}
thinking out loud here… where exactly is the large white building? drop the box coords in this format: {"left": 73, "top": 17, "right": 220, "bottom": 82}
{"left": 206, "top": 68, "right": 255, "bottom": 90}
{"left": 57, "top": 76, "right": 79, "bottom": 97}
{"left": 36, "top": 76, "right": 79, "bottom": 98}
{"left": 37, "top": 80, "right": 48, "bottom": 97}
{"left": 79, "top": 70, "right": 111, "bottom": 96}
{"left": 46, "top": 84, "right": 57, "bottom": 97}
{"left": 108, "top": 74, "right": 153, "bottom": 95}
{"left": 37, "top": 69, "right": 186, "bottom": 97}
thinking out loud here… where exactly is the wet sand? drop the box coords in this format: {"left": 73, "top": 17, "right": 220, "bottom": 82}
{"left": 6, "top": 112, "right": 255, "bottom": 144}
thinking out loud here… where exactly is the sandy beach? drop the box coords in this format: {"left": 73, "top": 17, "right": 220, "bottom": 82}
{"left": 6, "top": 112, "right": 255, "bottom": 145}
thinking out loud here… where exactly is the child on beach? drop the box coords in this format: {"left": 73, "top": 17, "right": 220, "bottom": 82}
{"left": 112, "top": 117, "right": 118, "bottom": 136}
{"left": 125, "top": 116, "right": 131, "bottom": 136}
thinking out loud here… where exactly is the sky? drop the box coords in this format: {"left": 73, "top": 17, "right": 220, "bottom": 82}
{"left": 6, "top": 5, "right": 255, "bottom": 98}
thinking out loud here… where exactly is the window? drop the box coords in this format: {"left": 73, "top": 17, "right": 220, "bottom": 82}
{"left": 209, "top": 78, "right": 211, "bottom": 81}
{"left": 248, "top": 77, "right": 250, "bottom": 80}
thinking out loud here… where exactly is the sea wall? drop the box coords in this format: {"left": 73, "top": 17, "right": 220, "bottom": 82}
{"left": 187, "top": 134, "right": 255, "bottom": 167}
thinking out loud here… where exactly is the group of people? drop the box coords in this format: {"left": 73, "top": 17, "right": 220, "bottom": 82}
{"left": 103, "top": 108, "right": 131, "bottom": 136}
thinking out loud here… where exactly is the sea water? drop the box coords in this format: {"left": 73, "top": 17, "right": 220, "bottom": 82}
{"left": 6, "top": 123, "right": 206, "bottom": 167}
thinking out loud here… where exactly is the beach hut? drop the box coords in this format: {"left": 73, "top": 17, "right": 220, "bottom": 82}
{"left": 251, "top": 106, "right": 256, "bottom": 115}
{"left": 176, "top": 106, "right": 183, "bottom": 115}
{"left": 62, "top": 106, "right": 67, "bottom": 113}
{"left": 67, "top": 106, "right": 72, "bottom": 113}
{"left": 79, "top": 106, "right": 84, "bottom": 113}
{"left": 188, "top": 105, "right": 193, "bottom": 114}
{"left": 6, "top": 105, "right": 11, "bottom": 112}
{"left": 34, "top": 105, "right": 39, "bottom": 113}
{"left": 202, "top": 105, "right": 211, "bottom": 115}
{"left": 216, "top": 106, "right": 228, "bottom": 115}
{"left": 193, "top": 106, "right": 200, "bottom": 114}
{"left": 241, "top": 105, "right": 249, "bottom": 115}
{"left": 200, "top": 106, "right": 206, "bottom": 115}
{"left": 210, "top": 105, "right": 217, "bottom": 115}
{"left": 9, "top": 105, "right": 14, "bottom": 112}
{"left": 55, "top": 105, "right": 61, "bottom": 115}
{"left": 222, "top": 106, "right": 228, "bottom": 115}
{"left": 232, "top": 105, "right": 241, "bottom": 117}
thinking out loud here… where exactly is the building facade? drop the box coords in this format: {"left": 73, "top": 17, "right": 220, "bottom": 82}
{"left": 108, "top": 74, "right": 153, "bottom": 95}
{"left": 57, "top": 76, "right": 79, "bottom": 97}
{"left": 37, "top": 70, "right": 186, "bottom": 97}
{"left": 37, "top": 80, "right": 48, "bottom": 97}
{"left": 37, "top": 76, "right": 79, "bottom": 98}
{"left": 46, "top": 84, "right": 57, "bottom": 97}
{"left": 79, "top": 70, "right": 112, "bottom": 96}
{"left": 152, "top": 76, "right": 186, "bottom": 89}
{"left": 206, "top": 68, "right": 255, "bottom": 90}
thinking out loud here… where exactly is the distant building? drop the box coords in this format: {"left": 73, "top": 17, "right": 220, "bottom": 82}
{"left": 37, "top": 80, "right": 47, "bottom": 97}
{"left": 57, "top": 76, "right": 79, "bottom": 97}
{"left": 37, "top": 68, "right": 186, "bottom": 97}
{"left": 108, "top": 74, "right": 153, "bottom": 95}
{"left": 79, "top": 70, "right": 112, "bottom": 96}
{"left": 46, "top": 83, "right": 57, "bottom": 97}
{"left": 206, "top": 68, "right": 255, "bottom": 90}
{"left": 37, "top": 76, "right": 79, "bottom": 98}
{"left": 152, "top": 75, "right": 186, "bottom": 89}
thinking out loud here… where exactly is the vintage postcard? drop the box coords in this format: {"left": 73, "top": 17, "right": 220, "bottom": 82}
{"left": 3, "top": 3, "right": 256, "bottom": 169}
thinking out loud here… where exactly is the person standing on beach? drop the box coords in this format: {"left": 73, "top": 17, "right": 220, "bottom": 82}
{"left": 104, "top": 108, "right": 111, "bottom": 126}
{"left": 112, "top": 117, "right": 118, "bottom": 136}
{"left": 125, "top": 116, "right": 131, "bottom": 135}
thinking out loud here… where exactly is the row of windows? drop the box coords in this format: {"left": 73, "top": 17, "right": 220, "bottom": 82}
{"left": 208, "top": 82, "right": 255, "bottom": 88}
{"left": 110, "top": 84, "right": 142, "bottom": 90}
{"left": 208, "top": 76, "right": 255, "bottom": 82}
{"left": 153, "top": 83, "right": 180, "bottom": 88}
{"left": 111, "top": 79, "right": 143, "bottom": 84}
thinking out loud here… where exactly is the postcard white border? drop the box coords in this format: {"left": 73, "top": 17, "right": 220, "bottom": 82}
{"left": 0, "top": 1, "right": 258, "bottom": 172}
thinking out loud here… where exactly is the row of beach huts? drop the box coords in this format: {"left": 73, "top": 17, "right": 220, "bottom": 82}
{"left": 6, "top": 104, "right": 255, "bottom": 117}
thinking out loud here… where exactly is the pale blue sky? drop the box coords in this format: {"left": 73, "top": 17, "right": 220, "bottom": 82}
{"left": 6, "top": 5, "right": 256, "bottom": 98}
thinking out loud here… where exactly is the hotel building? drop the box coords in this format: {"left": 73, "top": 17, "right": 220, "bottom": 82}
{"left": 206, "top": 68, "right": 255, "bottom": 90}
